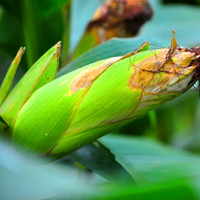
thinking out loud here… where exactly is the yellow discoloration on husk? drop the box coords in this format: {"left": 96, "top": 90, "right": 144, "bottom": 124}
{"left": 128, "top": 48, "right": 195, "bottom": 94}
{"left": 172, "top": 51, "right": 195, "bottom": 67}
{"left": 69, "top": 57, "right": 120, "bottom": 95}
{"left": 128, "top": 49, "right": 169, "bottom": 89}
{"left": 171, "top": 30, "right": 177, "bottom": 54}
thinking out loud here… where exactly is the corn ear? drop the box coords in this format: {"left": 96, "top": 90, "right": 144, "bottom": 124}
{"left": 13, "top": 58, "right": 120, "bottom": 153}
{"left": 10, "top": 32, "right": 200, "bottom": 155}
{"left": 0, "top": 42, "right": 60, "bottom": 127}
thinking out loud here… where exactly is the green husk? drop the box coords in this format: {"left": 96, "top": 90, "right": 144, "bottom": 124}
{"left": 0, "top": 32, "right": 198, "bottom": 155}
{"left": 0, "top": 42, "right": 60, "bottom": 127}
{"left": 11, "top": 35, "right": 199, "bottom": 155}
{"left": 0, "top": 47, "right": 25, "bottom": 107}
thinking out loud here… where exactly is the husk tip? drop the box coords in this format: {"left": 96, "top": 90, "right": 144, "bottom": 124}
{"left": 16, "top": 47, "right": 26, "bottom": 59}
{"left": 54, "top": 41, "right": 61, "bottom": 57}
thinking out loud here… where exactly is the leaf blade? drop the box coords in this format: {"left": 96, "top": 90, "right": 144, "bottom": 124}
{"left": 72, "top": 142, "right": 134, "bottom": 184}
{"left": 0, "top": 42, "right": 60, "bottom": 127}
{"left": 0, "top": 47, "right": 25, "bottom": 106}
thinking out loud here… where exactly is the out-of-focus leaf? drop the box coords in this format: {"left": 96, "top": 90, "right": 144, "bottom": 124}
{"left": 141, "top": 0, "right": 200, "bottom": 46}
{"left": 0, "top": 8, "right": 23, "bottom": 57}
{"left": 100, "top": 134, "right": 200, "bottom": 184}
{"left": 0, "top": 121, "right": 6, "bottom": 132}
{"left": 0, "top": 0, "right": 66, "bottom": 69}
{"left": 71, "top": 32, "right": 96, "bottom": 61}
{"left": 1, "top": 135, "right": 199, "bottom": 200}
{"left": 61, "top": 4, "right": 71, "bottom": 66}
{"left": 155, "top": 91, "right": 198, "bottom": 143}
{"left": 179, "top": 101, "right": 200, "bottom": 152}
{"left": 22, "top": 0, "right": 39, "bottom": 68}
{"left": 0, "top": 137, "right": 96, "bottom": 200}
{"left": 72, "top": 141, "right": 134, "bottom": 184}
{"left": 98, "top": 180, "right": 197, "bottom": 200}
{"left": 34, "top": 0, "right": 71, "bottom": 17}
{"left": 70, "top": 0, "right": 103, "bottom": 52}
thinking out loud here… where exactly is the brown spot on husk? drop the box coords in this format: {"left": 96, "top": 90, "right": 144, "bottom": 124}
{"left": 128, "top": 48, "right": 196, "bottom": 93}
{"left": 70, "top": 57, "right": 120, "bottom": 94}
{"left": 128, "top": 49, "right": 169, "bottom": 90}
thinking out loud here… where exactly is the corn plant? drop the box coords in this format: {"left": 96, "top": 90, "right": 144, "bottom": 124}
{"left": 1, "top": 1, "right": 200, "bottom": 200}
{"left": 0, "top": 31, "right": 199, "bottom": 156}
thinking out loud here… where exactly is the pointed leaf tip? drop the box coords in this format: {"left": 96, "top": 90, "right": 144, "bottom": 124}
{"left": 171, "top": 30, "right": 177, "bottom": 54}
{"left": 0, "top": 44, "right": 61, "bottom": 127}
{"left": 54, "top": 41, "right": 61, "bottom": 59}
{"left": 17, "top": 47, "right": 26, "bottom": 56}
{"left": 0, "top": 47, "right": 25, "bottom": 107}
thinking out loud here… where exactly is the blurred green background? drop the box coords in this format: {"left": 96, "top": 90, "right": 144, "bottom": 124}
{"left": 1, "top": 0, "right": 200, "bottom": 199}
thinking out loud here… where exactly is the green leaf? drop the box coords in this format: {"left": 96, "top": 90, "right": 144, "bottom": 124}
{"left": 98, "top": 180, "right": 197, "bottom": 200}
{"left": 0, "top": 8, "right": 23, "bottom": 58}
{"left": 0, "top": 47, "right": 25, "bottom": 106}
{"left": 71, "top": 32, "right": 96, "bottom": 61}
{"left": 0, "top": 42, "right": 60, "bottom": 127}
{"left": 100, "top": 134, "right": 200, "bottom": 184}
{"left": 0, "top": 136, "right": 96, "bottom": 200}
{"left": 0, "top": 121, "right": 6, "bottom": 132}
{"left": 69, "top": 0, "right": 102, "bottom": 52}
{"left": 21, "top": 0, "right": 40, "bottom": 68}
{"left": 1, "top": 135, "right": 200, "bottom": 199}
{"left": 72, "top": 141, "right": 134, "bottom": 184}
{"left": 0, "top": 0, "right": 66, "bottom": 69}
{"left": 180, "top": 101, "right": 200, "bottom": 152}
{"left": 140, "top": 1, "right": 200, "bottom": 47}
{"left": 61, "top": 4, "right": 71, "bottom": 66}
{"left": 34, "top": 0, "right": 71, "bottom": 17}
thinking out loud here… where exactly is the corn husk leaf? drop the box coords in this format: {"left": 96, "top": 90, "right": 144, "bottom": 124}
{"left": 13, "top": 38, "right": 198, "bottom": 155}
{"left": 0, "top": 42, "right": 60, "bottom": 127}
{"left": 13, "top": 58, "right": 116, "bottom": 153}
{"left": 0, "top": 47, "right": 25, "bottom": 107}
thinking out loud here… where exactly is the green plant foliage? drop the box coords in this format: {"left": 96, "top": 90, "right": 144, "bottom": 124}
{"left": 0, "top": 47, "right": 24, "bottom": 106}
{"left": 1, "top": 0, "right": 200, "bottom": 199}
{"left": 1, "top": 135, "right": 200, "bottom": 199}
{"left": 34, "top": 0, "right": 71, "bottom": 17}
{"left": 72, "top": 141, "right": 134, "bottom": 184}
{"left": 0, "top": 43, "right": 60, "bottom": 127}
{"left": 0, "top": 137, "right": 95, "bottom": 200}
{"left": 101, "top": 135, "right": 200, "bottom": 184}
{"left": 140, "top": 1, "right": 200, "bottom": 46}
{"left": 10, "top": 44, "right": 197, "bottom": 155}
